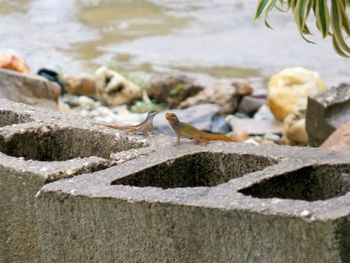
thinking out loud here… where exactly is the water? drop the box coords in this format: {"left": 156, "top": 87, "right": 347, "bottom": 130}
{"left": 0, "top": 0, "right": 349, "bottom": 89}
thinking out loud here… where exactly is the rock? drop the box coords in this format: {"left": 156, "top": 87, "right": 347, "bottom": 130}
{"left": 243, "top": 138, "right": 260, "bottom": 145}
{"left": 60, "top": 94, "right": 96, "bottom": 110}
{"left": 253, "top": 105, "right": 276, "bottom": 120}
{"left": 251, "top": 88, "right": 268, "bottom": 99}
{"left": 234, "top": 112, "right": 250, "bottom": 119}
{"left": 306, "top": 83, "right": 350, "bottom": 146}
{"left": 95, "top": 106, "right": 113, "bottom": 117}
{"left": 0, "top": 53, "right": 30, "bottom": 74}
{"left": 72, "top": 100, "right": 148, "bottom": 126}
{"left": 238, "top": 96, "right": 266, "bottom": 116}
{"left": 227, "top": 115, "right": 283, "bottom": 135}
{"left": 264, "top": 133, "right": 281, "bottom": 143}
{"left": 0, "top": 68, "right": 60, "bottom": 109}
{"left": 268, "top": 67, "right": 326, "bottom": 122}
{"left": 180, "top": 80, "right": 253, "bottom": 114}
{"left": 95, "top": 67, "right": 142, "bottom": 107}
{"left": 252, "top": 136, "right": 275, "bottom": 145}
{"left": 76, "top": 96, "right": 96, "bottom": 108}
{"left": 58, "top": 98, "right": 71, "bottom": 113}
{"left": 60, "top": 94, "right": 79, "bottom": 108}
{"left": 321, "top": 122, "right": 350, "bottom": 151}
{"left": 153, "top": 104, "right": 220, "bottom": 136}
{"left": 283, "top": 108, "right": 308, "bottom": 145}
{"left": 211, "top": 114, "right": 232, "bottom": 134}
{"left": 62, "top": 74, "right": 97, "bottom": 97}
{"left": 238, "top": 88, "right": 267, "bottom": 115}
{"left": 145, "top": 74, "right": 203, "bottom": 108}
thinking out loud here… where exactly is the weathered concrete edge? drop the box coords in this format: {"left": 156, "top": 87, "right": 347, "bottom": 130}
{"left": 37, "top": 143, "right": 350, "bottom": 221}
{"left": 0, "top": 99, "right": 173, "bottom": 180}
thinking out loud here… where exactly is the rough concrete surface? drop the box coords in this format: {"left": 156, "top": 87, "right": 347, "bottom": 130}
{"left": 0, "top": 99, "right": 157, "bottom": 263}
{"left": 306, "top": 83, "right": 350, "bottom": 146}
{"left": 0, "top": 98, "right": 349, "bottom": 263}
{"left": 36, "top": 144, "right": 350, "bottom": 263}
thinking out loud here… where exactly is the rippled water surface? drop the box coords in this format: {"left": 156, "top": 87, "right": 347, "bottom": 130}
{"left": 0, "top": 0, "right": 349, "bottom": 88}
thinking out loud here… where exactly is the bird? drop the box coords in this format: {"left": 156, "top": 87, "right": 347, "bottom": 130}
{"left": 95, "top": 111, "right": 159, "bottom": 135}
{"left": 165, "top": 112, "right": 236, "bottom": 145}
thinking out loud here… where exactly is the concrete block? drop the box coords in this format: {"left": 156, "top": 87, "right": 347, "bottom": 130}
{"left": 306, "top": 83, "right": 350, "bottom": 146}
{"left": 36, "top": 144, "right": 350, "bottom": 263}
{"left": 1, "top": 97, "right": 349, "bottom": 263}
{"left": 0, "top": 99, "right": 150, "bottom": 262}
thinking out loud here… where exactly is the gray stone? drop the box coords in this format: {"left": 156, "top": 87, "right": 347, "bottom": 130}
{"left": 253, "top": 104, "right": 276, "bottom": 120}
{"left": 306, "top": 83, "right": 350, "bottom": 146}
{"left": 36, "top": 144, "right": 350, "bottom": 263}
{"left": 238, "top": 96, "right": 266, "bottom": 116}
{"left": 228, "top": 115, "right": 283, "bottom": 135}
{"left": 0, "top": 69, "right": 61, "bottom": 110}
{"left": 145, "top": 74, "right": 204, "bottom": 108}
{"left": 179, "top": 80, "right": 253, "bottom": 114}
{"left": 211, "top": 113, "right": 232, "bottom": 134}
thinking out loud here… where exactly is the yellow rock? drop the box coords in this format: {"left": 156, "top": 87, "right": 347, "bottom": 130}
{"left": 95, "top": 67, "right": 142, "bottom": 107}
{"left": 283, "top": 109, "right": 308, "bottom": 145}
{"left": 268, "top": 67, "right": 326, "bottom": 122}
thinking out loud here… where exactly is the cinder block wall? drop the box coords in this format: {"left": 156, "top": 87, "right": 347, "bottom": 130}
{"left": 0, "top": 99, "right": 148, "bottom": 262}
{"left": 36, "top": 145, "right": 350, "bottom": 263}
{"left": 0, "top": 98, "right": 349, "bottom": 263}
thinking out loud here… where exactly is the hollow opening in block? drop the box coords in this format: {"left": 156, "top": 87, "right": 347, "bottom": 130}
{"left": 112, "top": 152, "right": 277, "bottom": 188}
{"left": 0, "top": 110, "right": 33, "bottom": 127}
{"left": 239, "top": 164, "right": 350, "bottom": 201}
{"left": 0, "top": 125, "right": 144, "bottom": 161}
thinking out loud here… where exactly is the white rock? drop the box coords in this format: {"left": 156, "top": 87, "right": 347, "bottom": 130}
{"left": 77, "top": 96, "right": 95, "bottom": 106}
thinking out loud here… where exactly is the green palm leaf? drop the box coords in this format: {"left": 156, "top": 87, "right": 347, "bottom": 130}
{"left": 316, "top": 0, "right": 330, "bottom": 38}
{"left": 255, "top": 0, "right": 350, "bottom": 57}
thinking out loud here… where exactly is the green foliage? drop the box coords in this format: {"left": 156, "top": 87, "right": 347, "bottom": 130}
{"left": 130, "top": 100, "right": 165, "bottom": 113}
{"left": 170, "top": 83, "right": 186, "bottom": 96}
{"left": 125, "top": 75, "right": 147, "bottom": 87}
{"left": 255, "top": 0, "right": 350, "bottom": 57}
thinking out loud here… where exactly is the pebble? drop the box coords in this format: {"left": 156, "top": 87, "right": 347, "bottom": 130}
{"left": 65, "top": 92, "right": 284, "bottom": 140}
{"left": 77, "top": 96, "right": 95, "bottom": 106}
{"left": 300, "top": 209, "right": 311, "bottom": 217}
{"left": 95, "top": 106, "right": 113, "bottom": 116}
{"left": 70, "top": 189, "right": 78, "bottom": 195}
{"left": 264, "top": 133, "right": 281, "bottom": 143}
{"left": 254, "top": 105, "right": 276, "bottom": 120}
{"left": 244, "top": 138, "right": 259, "bottom": 145}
